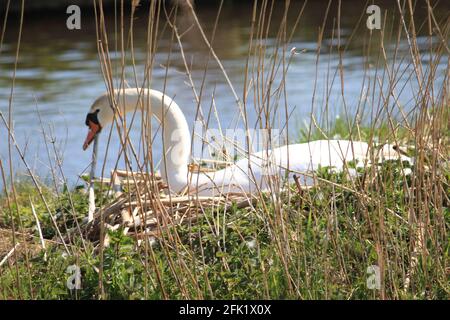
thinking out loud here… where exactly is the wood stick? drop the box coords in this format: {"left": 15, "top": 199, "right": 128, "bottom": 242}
{"left": 125, "top": 196, "right": 225, "bottom": 207}
{"left": 111, "top": 170, "right": 123, "bottom": 199}
{"left": 114, "top": 169, "right": 161, "bottom": 179}
{"left": 30, "top": 197, "right": 46, "bottom": 261}
{"left": 0, "top": 243, "right": 20, "bottom": 267}
{"left": 88, "top": 135, "right": 99, "bottom": 223}
{"left": 192, "top": 158, "right": 233, "bottom": 165}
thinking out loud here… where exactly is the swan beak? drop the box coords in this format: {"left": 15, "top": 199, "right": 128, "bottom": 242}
{"left": 83, "top": 122, "right": 101, "bottom": 150}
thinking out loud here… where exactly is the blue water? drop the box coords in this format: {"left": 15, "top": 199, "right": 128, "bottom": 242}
{"left": 0, "top": 1, "right": 448, "bottom": 187}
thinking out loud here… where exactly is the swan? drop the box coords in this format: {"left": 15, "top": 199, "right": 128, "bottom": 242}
{"left": 83, "top": 88, "right": 410, "bottom": 196}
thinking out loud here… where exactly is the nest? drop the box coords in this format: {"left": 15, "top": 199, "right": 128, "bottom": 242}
{"left": 80, "top": 168, "right": 256, "bottom": 244}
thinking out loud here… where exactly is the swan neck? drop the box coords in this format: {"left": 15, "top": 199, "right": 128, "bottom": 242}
{"left": 119, "top": 88, "right": 191, "bottom": 192}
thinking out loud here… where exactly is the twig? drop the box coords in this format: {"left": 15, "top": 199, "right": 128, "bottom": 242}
{"left": 88, "top": 135, "right": 99, "bottom": 223}
{"left": 29, "top": 197, "right": 46, "bottom": 261}
{"left": 0, "top": 243, "right": 20, "bottom": 268}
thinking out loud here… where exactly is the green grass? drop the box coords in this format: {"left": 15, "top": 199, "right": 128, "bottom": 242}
{"left": 297, "top": 116, "right": 411, "bottom": 144}
{"left": 1, "top": 153, "right": 448, "bottom": 299}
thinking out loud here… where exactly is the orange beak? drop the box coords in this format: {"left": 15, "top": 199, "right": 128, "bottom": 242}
{"left": 83, "top": 121, "right": 101, "bottom": 150}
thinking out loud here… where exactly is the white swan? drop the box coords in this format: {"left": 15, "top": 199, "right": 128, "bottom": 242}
{"left": 83, "top": 88, "right": 410, "bottom": 195}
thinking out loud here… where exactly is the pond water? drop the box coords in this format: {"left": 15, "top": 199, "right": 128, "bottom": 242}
{"left": 0, "top": 0, "right": 448, "bottom": 186}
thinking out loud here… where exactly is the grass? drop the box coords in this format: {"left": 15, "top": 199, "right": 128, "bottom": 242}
{"left": 1, "top": 122, "right": 448, "bottom": 299}
{"left": 0, "top": 0, "right": 449, "bottom": 300}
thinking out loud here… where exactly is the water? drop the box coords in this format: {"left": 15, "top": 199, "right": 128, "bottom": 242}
{"left": 0, "top": 1, "right": 448, "bottom": 186}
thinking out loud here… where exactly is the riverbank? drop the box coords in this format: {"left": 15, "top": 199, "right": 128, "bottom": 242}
{"left": 1, "top": 0, "right": 448, "bottom": 300}
{"left": 1, "top": 118, "right": 448, "bottom": 299}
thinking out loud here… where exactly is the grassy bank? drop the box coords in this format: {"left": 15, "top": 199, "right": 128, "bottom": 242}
{"left": 1, "top": 118, "right": 448, "bottom": 299}
{"left": 1, "top": 0, "right": 449, "bottom": 300}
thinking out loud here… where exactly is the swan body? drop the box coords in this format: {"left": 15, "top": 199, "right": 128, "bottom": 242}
{"left": 83, "top": 88, "right": 410, "bottom": 195}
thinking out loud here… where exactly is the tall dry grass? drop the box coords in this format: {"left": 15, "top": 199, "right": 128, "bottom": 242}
{"left": 0, "top": 0, "right": 448, "bottom": 299}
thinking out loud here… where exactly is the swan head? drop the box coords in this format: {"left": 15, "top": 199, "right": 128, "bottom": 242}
{"left": 83, "top": 93, "right": 115, "bottom": 150}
